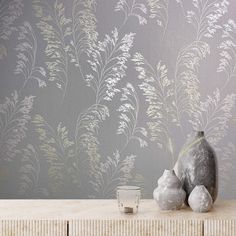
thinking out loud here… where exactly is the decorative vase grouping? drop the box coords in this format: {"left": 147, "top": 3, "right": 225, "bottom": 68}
{"left": 153, "top": 131, "right": 218, "bottom": 212}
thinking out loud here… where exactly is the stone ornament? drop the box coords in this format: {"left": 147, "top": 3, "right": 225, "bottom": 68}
{"left": 188, "top": 185, "right": 213, "bottom": 213}
{"left": 175, "top": 131, "right": 218, "bottom": 203}
{"left": 153, "top": 169, "right": 186, "bottom": 211}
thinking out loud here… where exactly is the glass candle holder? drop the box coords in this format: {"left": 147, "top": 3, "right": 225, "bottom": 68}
{"left": 117, "top": 186, "right": 141, "bottom": 214}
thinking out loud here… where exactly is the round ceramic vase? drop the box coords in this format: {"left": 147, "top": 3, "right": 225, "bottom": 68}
{"left": 175, "top": 131, "right": 218, "bottom": 203}
{"left": 153, "top": 169, "right": 186, "bottom": 211}
{"left": 188, "top": 185, "right": 213, "bottom": 213}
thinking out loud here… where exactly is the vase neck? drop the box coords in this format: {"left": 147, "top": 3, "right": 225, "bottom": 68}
{"left": 196, "top": 131, "right": 204, "bottom": 138}
{"left": 163, "top": 169, "right": 175, "bottom": 176}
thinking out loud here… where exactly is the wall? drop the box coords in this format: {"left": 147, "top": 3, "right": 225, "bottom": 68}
{"left": 0, "top": 0, "right": 236, "bottom": 198}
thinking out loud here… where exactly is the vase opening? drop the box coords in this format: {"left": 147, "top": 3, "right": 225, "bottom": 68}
{"left": 196, "top": 131, "right": 204, "bottom": 137}
{"left": 164, "top": 169, "right": 175, "bottom": 175}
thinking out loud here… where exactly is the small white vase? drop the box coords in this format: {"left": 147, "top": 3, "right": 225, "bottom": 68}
{"left": 188, "top": 185, "right": 213, "bottom": 213}
{"left": 153, "top": 169, "right": 186, "bottom": 211}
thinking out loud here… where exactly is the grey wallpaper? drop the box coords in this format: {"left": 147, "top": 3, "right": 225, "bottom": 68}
{"left": 0, "top": 0, "right": 236, "bottom": 199}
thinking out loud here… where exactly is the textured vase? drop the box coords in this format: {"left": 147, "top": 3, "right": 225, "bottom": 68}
{"left": 153, "top": 169, "right": 186, "bottom": 211}
{"left": 188, "top": 185, "right": 213, "bottom": 213}
{"left": 175, "top": 131, "right": 218, "bottom": 203}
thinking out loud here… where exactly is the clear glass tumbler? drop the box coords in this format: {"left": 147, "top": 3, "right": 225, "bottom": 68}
{"left": 117, "top": 186, "right": 141, "bottom": 214}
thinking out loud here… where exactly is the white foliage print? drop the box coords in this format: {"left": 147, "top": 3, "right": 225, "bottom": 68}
{"left": 33, "top": 0, "right": 71, "bottom": 98}
{"left": 19, "top": 144, "right": 48, "bottom": 197}
{"left": 147, "top": 0, "right": 169, "bottom": 31}
{"left": 0, "top": 0, "right": 23, "bottom": 59}
{"left": 117, "top": 83, "right": 148, "bottom": 148}
{"left": 0, "top": 91, "right": 34, "bottom": 162}
{"left": 174, "top": 41, "right": 210, "bottom": 124}
{"left": 69, "top": 0, "right": 98, "bottom": 68}
{"left": 132, "top": 53, "right": 174, "bottom": 152}
{"left": 216, "top": 143, "right": 236, "bottom": 193}
{"left": 186, "top": 0, "right": 228, "bottom": 40}
{"left": 115, "top": 0, "right": 147, "bottom": 25}
{"left": 33, "top": 115, "right": 75, "bottom": 194}
{"left": 15, "top": 21, "right": 46, "bottom": 89}
{"left": 91, "top": 150, "right": 135, "bottom": 198}
{"left": 218, "top": 19, "right": 236, "bottom": 83}
{"left": 190, "top": 88, "right": 236, "bottom": 146}
{"left": 86, "top": 28, "right": 135, "bottom": 104}
{"left": 75, "top": 104, "right": 109, "bottom": 176}
{"left": 175, "top": 0, "right": 185, "bottom": 17}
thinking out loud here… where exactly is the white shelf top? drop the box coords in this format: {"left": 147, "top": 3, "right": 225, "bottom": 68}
{"left": 0, "top": 199, "right": 235, "bottom": 220}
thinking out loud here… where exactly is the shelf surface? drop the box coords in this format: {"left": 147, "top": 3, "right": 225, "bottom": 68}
{"left": 0, "top": 199, "right": 235, "bottom": 220}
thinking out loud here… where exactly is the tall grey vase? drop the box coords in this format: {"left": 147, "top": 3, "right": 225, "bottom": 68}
{"left": 175, "top": 131, "right": 218, "bottom": 203}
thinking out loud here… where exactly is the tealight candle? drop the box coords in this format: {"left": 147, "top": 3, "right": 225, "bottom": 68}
{"left": 117, "top": 186, "right": 140, "bottom": 214}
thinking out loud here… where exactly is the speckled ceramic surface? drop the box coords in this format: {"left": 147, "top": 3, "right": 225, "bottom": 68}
{"left": 153, "top": 169, "right": 186, "bottom": 211}
{"left": 188, "top": 185, "right": 213, "bottom": 213}
{"left": 175, "top": 131, "right": 218, "bottom": 203}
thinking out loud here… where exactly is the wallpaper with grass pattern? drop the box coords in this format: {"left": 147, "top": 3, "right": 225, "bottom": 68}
{"left": 0, "top": 0, "right": 236, "bottom": 198}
